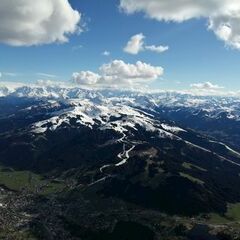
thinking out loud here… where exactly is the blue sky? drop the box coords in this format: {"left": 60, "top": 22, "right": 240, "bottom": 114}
{"left": 0, "top": 0, "right": 240, "bottom": 92}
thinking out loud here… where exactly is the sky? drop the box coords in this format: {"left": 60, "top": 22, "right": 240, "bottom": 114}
{"left": 0, "top": 0, "right": 240, "bottom": 94}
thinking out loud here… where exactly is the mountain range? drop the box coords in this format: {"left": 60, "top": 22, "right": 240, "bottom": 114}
{"left": 0, "top": 85, "right": 240, "bottom": 239}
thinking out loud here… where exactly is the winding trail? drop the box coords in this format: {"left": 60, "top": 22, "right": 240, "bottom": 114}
{"left": 99, "top": 132, "right": 136, "bottom": 173}
{"left": 100, "top": 132, "right": 136, "bottom": 172}
{"left": 116, "top": 144, "right": 136, "bottom": 166}
{"left": 90, "top": 133, "right": 136, "bottom": 186}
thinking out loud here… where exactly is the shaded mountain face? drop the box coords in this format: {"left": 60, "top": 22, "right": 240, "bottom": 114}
{"left": 1, "top": 86, "right": 240, "bottom": 239}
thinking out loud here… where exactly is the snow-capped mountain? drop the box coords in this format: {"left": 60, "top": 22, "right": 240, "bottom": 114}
{"left": 1, "top": 85, "right": 239, "bottom": 150}
{"left": 1, "top": 84, "right": 240, "bottom": 237}
{"left": 0, "top": 84, "right": 239, "bottom": 164}
{"left": 1, "top": 84, "right": 240, "bottom": 119}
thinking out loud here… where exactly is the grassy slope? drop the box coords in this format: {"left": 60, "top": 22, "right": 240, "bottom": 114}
{"left": 209, "top": 203, "right": 240, "bottom": 224}
{"left": 0, "top": 166, "right": 64, "bottom": 194}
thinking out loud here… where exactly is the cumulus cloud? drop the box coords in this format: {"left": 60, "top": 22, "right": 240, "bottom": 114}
{"left": 124, "top": 33, "right": 169, "bottom": 54}
{"left": 124, "top": 33, "right": 145, "bottom": 54}
{"left": 120, "top": 0, "right": 240, "bottom": 49}
{"left": 100, "top": 60, "right": 163, "bottom": 83}
{"left": 190, "top": 82, "right": 224, "bottom": 92}
{"left": 0, "top": 0, "right": 81, "bottom": 46}
{"left": 72, "top": 71, "right": 101, "bottom": 85}
{"left": 72, "top": 60, "right": 164, "bottom": 87}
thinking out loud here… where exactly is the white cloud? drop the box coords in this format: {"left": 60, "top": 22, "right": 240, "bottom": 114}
{"left": 120, "top": 0, "right": 215, "bottom": 22}
{"left": 124, "top": 33, "right": 169, "bottom": 54}
{"left": 37, "top": 73, "right": 57, "bottom": 78}
{"left": 36, "top": 79, "right": 57, "bottom": 86}
{"left": 124, "top": 33, "right": 145, "bottom": 54}
{"left": 145, "top": 45, "right": 169, "bottom": 53}
{"left": 72, "top": 60, "right": 164, "bottom": 87}
{"left": 72, "top": 45, "right": 83, "bottom": 51}
{"left": 0, "top": 0, "right": 81, "bottom": 46}
{"left": 120, "top": 0, "right": 240, "bottom": 50}
{"left": 36, "top": 79, "right": 68, "bottom": 88}
{"left": 190, "top": 82, "right": 224, "bottom": 92}
{"left": 0, "top": 72, "right": 18, "bottom": 78}
{"left": 3, "top": 72, "right": 18, "bottom": 77}
{"left": 102, "top": 51, "right": 111, "bottom": 56}
{"left": 100, "top": 60, "right": 163, "bottom": 83}
{"left": 72, "top": 71, "right": 101, "bottom": 85}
